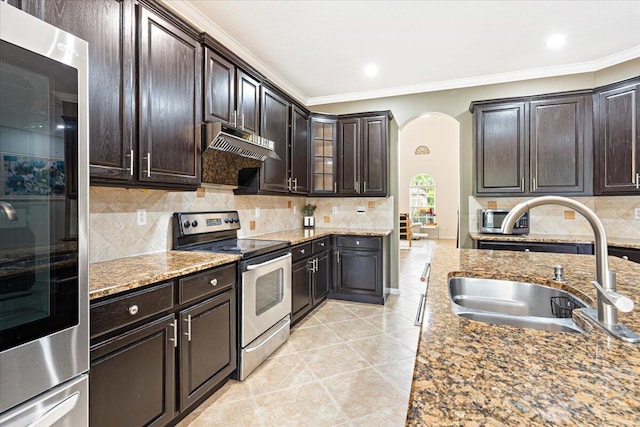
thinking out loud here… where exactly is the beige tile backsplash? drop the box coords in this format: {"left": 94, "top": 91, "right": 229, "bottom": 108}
{"left": 90, "top": 185, "right": 393, "bottom": 263}
{"left": 470, "top": 195, "right": 640, "bottom": 240}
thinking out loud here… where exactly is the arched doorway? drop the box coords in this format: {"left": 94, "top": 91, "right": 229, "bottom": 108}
{"left": 398, "top": 113, "right": 460, "bottom": 245}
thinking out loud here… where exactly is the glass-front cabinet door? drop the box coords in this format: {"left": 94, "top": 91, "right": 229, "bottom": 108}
{"left": 310, "top": 115, "right": 337, "bottom": 195}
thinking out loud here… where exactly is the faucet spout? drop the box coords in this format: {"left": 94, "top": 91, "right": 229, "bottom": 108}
{"left": 501, "top": 196, "right": 639, "bottom": 343}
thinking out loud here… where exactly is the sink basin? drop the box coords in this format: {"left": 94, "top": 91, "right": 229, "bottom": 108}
{"left": 448, "top": 277, "right": 587, "bottom": 334}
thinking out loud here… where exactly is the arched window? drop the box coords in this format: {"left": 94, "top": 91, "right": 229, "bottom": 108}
{"left": 409, "top": 173, "right": 436, "bottom": 224}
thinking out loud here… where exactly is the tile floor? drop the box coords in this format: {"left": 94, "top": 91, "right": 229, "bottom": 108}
{"left": 178, "top": 238, "right": 456, "bottom": 427}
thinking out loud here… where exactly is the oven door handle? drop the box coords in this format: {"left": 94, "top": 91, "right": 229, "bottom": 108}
{"left": 246, "top": 253, "right": 292, "bottom": 270}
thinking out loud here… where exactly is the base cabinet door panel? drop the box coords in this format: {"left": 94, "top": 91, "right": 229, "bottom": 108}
{"left": 291, "top": 258, "right": 313, "bottom": 324}
{"left": 335, "top": 249, "right": 380, "bottom": 295}
{"left": 313, "top": 251, "right": 330, "bottom": 304}
{"left": 179, "top": 290, "right": 236, "bottom": 412}
{"left": 90, "top": 315, "right": 175, "bottom": 427}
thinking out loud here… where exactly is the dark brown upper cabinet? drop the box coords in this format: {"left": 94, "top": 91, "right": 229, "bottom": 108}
{"left": 472, "top": 93, "right": 592, "bottom": 196}
{"left": 237, "top": 70, "right": 261, "bottom": 134}
{"left": 337, "top": 113, "right": 390, "bottom": 197}
{"left": 290, "top": 106, "right": 310, "bottom": 194}
{"left": 259, "top": 86, "right": 290, "bottom": 193}
{"left": 137, "top": 3, "right": 201, "bottom": 187}
{"left": 27, "top": 0, "right": 136, "bottom": 183}
{"left": 203, "top": 48, "right": 235, "bottom": 124}
{"left": 529, "top": 95, "right": 591, "bottom": 194}
{"left": 594, "top": 78, "right": 640, "bottom": 195}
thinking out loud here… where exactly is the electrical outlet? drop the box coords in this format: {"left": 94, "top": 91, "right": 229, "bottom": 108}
{"left": 255, "top": 207, "right": 260, "bottom": 218}
{"left": 332, "top": 206, "right": 338, "bottom": 214}
{"left": 136, "top": 209, "right": 147, "bottom": 226}
{"left": 635, "top": 208, "right": 640, "bottom": 219}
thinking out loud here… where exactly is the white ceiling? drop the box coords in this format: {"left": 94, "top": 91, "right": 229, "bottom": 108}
{"left": 166, "top": 0, "right": 640, "bottom": 106}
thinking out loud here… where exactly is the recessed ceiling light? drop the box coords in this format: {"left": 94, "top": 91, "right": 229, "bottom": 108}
{"left": 364, "top": 64, "right": 378, "bottom": 77}
{"left": 546, "top": 34, "right": 566, "bottom": 49}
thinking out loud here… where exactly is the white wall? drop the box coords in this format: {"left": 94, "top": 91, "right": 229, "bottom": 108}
{"left": 399, "top": 113, "right": 459, "bottom": 239}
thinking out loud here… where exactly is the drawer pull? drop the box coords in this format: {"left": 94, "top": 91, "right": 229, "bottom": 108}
{"left": 210, "top": 278, "right": 218, "bottom": 286}
{"left": 623, "top": 256, "right": 629, "bottom": 260}
{"left": 356, "top": 240, "right": 360, "bottom": 245}
{"left": 128, "top": 305, "right": 139, "bottom": 315}
{"left": 300, "top": 248, "right": 305, "bottom": 254}
{"left": 184, "top": 315, "right": 192, "bottom": 341}
{"left": 320, "top": 242, "right": 325, "bottom": 247}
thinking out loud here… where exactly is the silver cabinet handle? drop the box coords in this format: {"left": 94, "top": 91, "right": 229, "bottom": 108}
{"left": 636, "top": 173, "right": 639, "bottom": 189}
{"left": 293, "top": 178, "right": 298, "bottom": 191}
{"left": 336, "top": 250, "right": 340, "bottom": 263}
{"left": 356, "top": 240, "right": 360, "bottom": 245}
{"left": 210, "top": 278, "right": 218, "bottom": 287}
{"left": 320, "top": 242, "right": 325, "bottom": 247}
{"left": 307, "top": 258, "right": 315, "bottom": 272}
{"left": 524, "top": 248, "right": 530, "bottom": 252}
{"left": 520, "top": 178, "right": 525, "bottom": 192}
{"left": 241, "top": 113, "right": 245, "bottom": 130}
{"left": 532, "top": 177, "right": 537, "bottom": 192}
{"left": 334, "top": 182, "right": 337, "bottom": 193}
{"left": 300, "top": 248, "right": 305, "bottom": 254}
{"left": 184, "top": 315, "right": 192, "bottom": 341}
{"left": 420, "top": 262, "right": 431, "bottom": 283}
{"left": 315, "top": 258, "right": 318, "bottom": 272}
{"left": 355, "top": 180, "right": 360, "bottom": 193}
{"left": 623, "top": 255, "right": 629, "bottom": 260}
{"left": 364, "top": 181, "right": 367, "bottom": 193}
{"left": 128, "top": 305, "right": 139, "bottom": 315}
{"left": 170, "top": 321, "right": 177, "bottom": 348}
{"left": 127, "top": 149, "right": 134, "bottom": 176}
{"left": 414, "top": 293, "right": 426, "bottom": 326}
{"left": 143, "top": 152, "right": 151, "bottom": 177}
{"left": 232, "top": 110, "right": 237, "bottom": 128}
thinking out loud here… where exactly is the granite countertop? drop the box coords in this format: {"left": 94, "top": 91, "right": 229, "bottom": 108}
{"left": 469, "top": 232, "right": 640, "bottom": 249}
{"left": 89, "top": 228, "right": 390, "bottom": 300}
{"left": 250, "top": 227, "right": 392, "bottom": 245}
{"left": 89, "top": 251, "right": 240, "bottom": 300}
{"left": 407, "top": 247, "right": 640, "bottom": 425}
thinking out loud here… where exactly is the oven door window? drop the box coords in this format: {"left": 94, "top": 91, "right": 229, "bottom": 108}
{"left": 0, "top": 40, "right": 79, "bottom": 352}
{"left": 255, "top": 268, "right": 284, "bottom": 316}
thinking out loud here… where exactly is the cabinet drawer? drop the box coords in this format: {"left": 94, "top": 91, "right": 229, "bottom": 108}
{"left": 335, "top": 235, "right": 381, "bottom": 250}
{"left": 292, "top": 242, "right": 312, "bottom": 262}
{"left": 179, "top": 263, "right": 236, "bottom": 304}
{"left": 90, "top": 281, "right": 174, "bottom": 338}
{"left": 312, "top": 237, "right": 329, "bottom": 254}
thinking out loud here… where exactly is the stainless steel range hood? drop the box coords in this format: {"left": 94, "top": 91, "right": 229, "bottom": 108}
{"left": 203, "top": 122, "right": 279, "bottom": 161}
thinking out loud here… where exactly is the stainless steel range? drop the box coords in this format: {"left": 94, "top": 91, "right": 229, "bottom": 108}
{"left": 173, "top": 211, "right": 292, "bottom": 380}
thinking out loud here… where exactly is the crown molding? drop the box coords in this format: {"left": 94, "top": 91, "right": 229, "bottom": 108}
{"left": 306, "top": 45, "right": 640, "bottom": 106}
{"left": 159, "top": 0, "right": 309, "bottom": 105}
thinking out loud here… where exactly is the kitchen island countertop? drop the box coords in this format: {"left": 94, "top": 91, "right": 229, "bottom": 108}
{"left": 407, "top": 247, "right": 640, "bottom": 425}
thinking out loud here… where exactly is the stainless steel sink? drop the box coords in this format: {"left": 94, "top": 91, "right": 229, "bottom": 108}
{"left": 449, "top": 277, "right": 587, "bottom": 334}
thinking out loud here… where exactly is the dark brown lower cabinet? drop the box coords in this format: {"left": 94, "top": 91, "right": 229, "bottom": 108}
{"left": 331, "top": 235, "right": 389, "bottom": 304}
{"left": 179, "top": 289, "right": 236, "bottom": 411}
{"left": 313, "top": 251, "right": 330, "bottom": 304}
{"left": 476, "top": 240, "right": 593, "bottom": 254}
{"left": 90, "top": 314, "right": 175, "bottom": 427}
{"left": 90, "top": 264, "right": 237, "bottom": 426}
{"left": 291, "top": 257, "right": 313, "bottom": 324}
{"left": 608, "top": 246, "right": 640, "bottom": 263}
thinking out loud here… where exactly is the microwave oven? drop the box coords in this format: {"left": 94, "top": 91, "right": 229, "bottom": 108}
{"left": 478, "top": 209, "right": 529, "bottom": 234}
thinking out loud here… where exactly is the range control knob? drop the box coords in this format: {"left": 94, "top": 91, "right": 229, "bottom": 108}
{"left": 191, "top": 220, "right": 198, "bottom": 227}
{"left": 183, "top": 221, "right": 191, "bottom": 228}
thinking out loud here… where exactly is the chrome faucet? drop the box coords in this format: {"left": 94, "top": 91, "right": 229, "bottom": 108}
{"left": 502, "top": 196, "right": 639, "bottom": 343}
{"left": 0, "top": 201, "right": 17, "bottom": 221}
